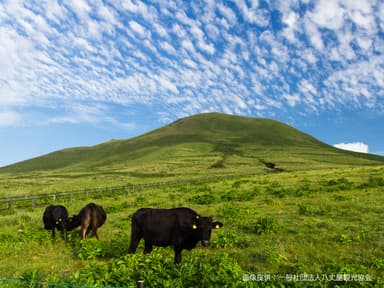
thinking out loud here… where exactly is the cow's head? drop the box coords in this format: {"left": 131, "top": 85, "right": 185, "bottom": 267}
{"left": 66, "top": 214, "right": 81, "bottom": 231}
{"left": 192, "top": 215, "right": 223, "bottom": 247}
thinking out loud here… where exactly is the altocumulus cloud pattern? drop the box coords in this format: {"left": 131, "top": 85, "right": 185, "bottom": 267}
{"left": 0, "top": 0, "right": 383, "bottom": 127}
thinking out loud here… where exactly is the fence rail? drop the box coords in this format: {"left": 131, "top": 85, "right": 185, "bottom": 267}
{"left": 0, "top": 174, "right": 241, "bottom": 212}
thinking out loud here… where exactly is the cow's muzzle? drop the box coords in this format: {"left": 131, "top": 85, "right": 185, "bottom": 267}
{"left": 201, "top": 240, "right": 210, "bottom": 247}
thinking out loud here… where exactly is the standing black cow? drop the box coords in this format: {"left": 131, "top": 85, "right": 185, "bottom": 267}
{"left": 67, "top": 203, "right": 106, "bottom": 240}
{"left": 128, "top": 207, "right": 223, "bottom": 263}
{"left": 42, "top": 205, "right": 69, "bottom": 239}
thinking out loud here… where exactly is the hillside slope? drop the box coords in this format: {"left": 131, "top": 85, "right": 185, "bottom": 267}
{"left": 1, "top": 113, "right": 383, "bottom": 175}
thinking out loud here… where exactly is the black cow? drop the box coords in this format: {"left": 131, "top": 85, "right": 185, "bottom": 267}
{"left": 67, "top": 203, "right": 107, "bottom": 240}
{"left": 42, "top": 205, "right": 69, "bottom": 239}
{"left": 128, "top": 207, "right": 223, "bottom": 263}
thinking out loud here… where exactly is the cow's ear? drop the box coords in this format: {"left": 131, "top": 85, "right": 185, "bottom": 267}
{"left": 213, "top": 221, "right": 223, "bottom": 229}
{"left": 192, "top": 215, "right": 199, "bottom": 229}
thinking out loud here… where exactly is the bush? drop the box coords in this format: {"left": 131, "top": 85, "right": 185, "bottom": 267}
{"left": 211, "top": 230, "right": 239, "bottom": 248}
{"left": 188, "top": 193, "right": 216, "bottom": 205}
{"left": 360, "top": 176, "right": 384, "bottom": 188}
{"left": 71, "top": 250, "right": 243, "bottom": 288}
{"left": 298, "top": 204, "right": 329, "bottom": 216}
{"left": 78, "top": 239, "right": 104, "bottom": 260}
{"left": 320, "top": 177, "right": 355, "bottom": 192}
{"left": 254, "top": 216, "right": 278, "bottom": 235}
{"left": 209, "top": 159, "right": 225, "bottom": 168}
{"left": 266, "top": 184, "right": 294, "bottom": 198}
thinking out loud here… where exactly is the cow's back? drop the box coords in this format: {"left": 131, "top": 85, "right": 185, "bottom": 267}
{"left": 43, "top": 205, "right": 68, "bottom": 221}
{"left": 132, "top": 207, "right": 198, "bottom": 245}
{"left": 93, "top": 205, "right": 106, "bottom": 227}
{"left": 80, "top": 203, "right": 106, "bottom": 228}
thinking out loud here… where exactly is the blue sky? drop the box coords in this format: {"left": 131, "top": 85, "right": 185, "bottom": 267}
{"left": 0, "top": 0, "right": 383, "bottom": 167}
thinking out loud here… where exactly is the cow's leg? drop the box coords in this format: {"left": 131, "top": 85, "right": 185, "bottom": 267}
{"left": 92, "top": 228, "right": 99, "bottom": 240}
{"left": 91, "top": 217, "right": 99, "bottom": 239}
{"left": 143, "top": 242, "right": 152, "bottom": 254}
{"left": 128, "top": 236, "right": 141, "bottom": 253}
{"left": 128, "top": 223, "right": 142, "bottom": 253}
{"left": 173, "top": 247, "right": 182, "bottom": 264}
{"left": 59, "top": 223, "right": 66, "bottom": 239}
{"left": 51, "top": 228, "right": 56, "bottom": 239}
{"left": 81, "top": 224, "right": 88, "bottom": 240}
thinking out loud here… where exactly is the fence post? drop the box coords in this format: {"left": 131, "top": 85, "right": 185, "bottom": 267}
{"left": 137, "top": 280, "right": 144, "bottom": 288}
{"left": 8, "top": 200, "right": 12, "bottom": 210}
{"left": 52, "top": 195, "right": 56, "bottom": 203}
{"left": 70, "top": 193, "right": 73, "bottom": 203}
{"left": 31, "top": 198, "right": 35, "bottom": 208}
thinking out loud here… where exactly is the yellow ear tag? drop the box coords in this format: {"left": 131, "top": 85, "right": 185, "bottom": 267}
{"left": 215, "top": 224, "right": 221, "bottom": 229}
{"left": 192, "top": 224, "right": 198, "bottom": 229}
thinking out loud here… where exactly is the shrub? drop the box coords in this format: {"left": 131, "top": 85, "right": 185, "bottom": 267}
{"left": 78, "top": 239, "right": 104, "bottom": 260}
{"left": 72, "top": 250, "right": 243, "bottom": 288}
{"left": 265, "top": 247, "right": 288, "bottom": 265}
{"left": 298, "top": 204, "right": 329, "bottom": 216}
{"left": 188, "top": 193, "right": 216, "bottom": 205}
{"left": 102, "top": 236, "right": 130, "bottom": 258}
{"left": 266, "top": 185, "right": 294, "bottom": 198}
{"left": 21, "top": 269, "right": 45, "bottom": 287}
{"left": 320, "top": 177, "right": 355, "bottom": 192}
{"left": 134, "top": 195, "right": 148, "bottom": 206}
{"left": 339, "top": 233, "right": 353, "bottom": 245}
{"left": 232, "top": 180, "right": 251, "bottom": 188}
{"left": 220, "top": 204, "right": 243, "bottom": 222}
{"left": 211, "top": 230, "right": 239, "bottom": 248}
{"left": 360, "top": 176, "right": 384, "bottom": 188}
{"left": 209, "top": 159, "right": 225, "bottom": 168}
{"left": 254, "top": 216, "right": 278, "bottom": 235}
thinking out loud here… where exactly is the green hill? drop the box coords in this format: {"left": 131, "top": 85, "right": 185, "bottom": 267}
{"left": 1, "top": 113, "right": 383, "bottom": 176}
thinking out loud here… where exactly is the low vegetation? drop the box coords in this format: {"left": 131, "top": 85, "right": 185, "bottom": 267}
{"left": 0, "top": 113, "right": 383, "bottom": 287}
{"left": 0, "top": 166, "right": 383, "bottom": 287}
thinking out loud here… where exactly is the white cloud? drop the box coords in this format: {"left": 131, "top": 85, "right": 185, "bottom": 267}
{"left": 334, "top": 142, "right": 369, "bottom": 153}
{"left": 304, "top": 19, "right": 324, "bottom": 51}
{"left": 0, "top": 111, "right": 22, "bottom": 126}
{"left": 217, "top": 3, "right": 237, "bottom": 27}
{"left": 308, "top": 0, "right": 345, "bottom": 30}
{"left": 129, "top": 20, "right": 150, "bottom": 38}
{"left": 122, "top": 0, "right": 149, "bottom": 16}
{"left": 0, "top": 0, "right": 383, "bottom": 130}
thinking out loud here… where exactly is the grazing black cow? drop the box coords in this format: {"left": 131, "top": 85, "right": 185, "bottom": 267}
{"left": 128, "top": 207, "right": 223, "bottom": 263}
{"left": 42, "top": 205, "right": 69, "bottom": 239}
{"left": 68, "top": 203, "right": 107, "bottom": 240}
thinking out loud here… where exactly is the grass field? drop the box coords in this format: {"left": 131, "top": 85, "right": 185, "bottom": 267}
{"left": 0, "top": 165, "right": 383, "bottom": 287}
{"left": 1, "top": 113, "right": 383, "bottom": 287}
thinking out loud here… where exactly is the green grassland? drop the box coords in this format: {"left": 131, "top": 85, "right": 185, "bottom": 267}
{"left": 0, "top": 113, "right": 383, "bottom": 287}
{"left": 0, "top": 166, "right": 383, "bottom": 287}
